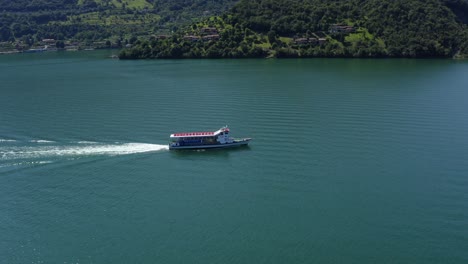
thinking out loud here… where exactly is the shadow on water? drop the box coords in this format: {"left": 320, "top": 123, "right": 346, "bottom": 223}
{"left": 169, "top": 145, "right": 252, "bottom": 160}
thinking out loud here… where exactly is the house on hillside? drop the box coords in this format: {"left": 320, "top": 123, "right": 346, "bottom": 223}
{"left": 329, "top": 24, "right": 356, "bottom": 34}
{"left": 200, "top": 27, "right": 218, "bottom": 35}
{"left": 184, "top": 35, "right": 200, "bottom": 42}
{"left": 293, "top": 37, "right": 318, "bottom": 45}
{"left": 155, "top": 35, "right": 169, "bottom": 40}
{"left": 318, "top": 38, "right": 328, "bottom": 45}
{"left": 41, "top": 39, "right": 56, "bottom": 45}
{"left": 202, "top": 34, "right": 220, "bottom": 41}
{"left": 294, "top": 38, "right": 309, "bottom": 45}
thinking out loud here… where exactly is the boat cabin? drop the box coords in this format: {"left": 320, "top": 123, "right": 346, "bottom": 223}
{"left": 170, "top": 126, "right": 233, "bottom": 147}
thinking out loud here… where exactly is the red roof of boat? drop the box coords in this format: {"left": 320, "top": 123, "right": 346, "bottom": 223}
{"left": 170, "top": 127, "right": 229, "bottom": 138}
{"left": 171, "top": 131, "right": 215, "bottom": 137}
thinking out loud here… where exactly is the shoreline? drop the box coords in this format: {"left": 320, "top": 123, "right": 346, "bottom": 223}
{"left": 0, "top": 47, "right": 121, "bottom": 56}
{"left": 1, "top": 48, "right": 465, "bottom": 60}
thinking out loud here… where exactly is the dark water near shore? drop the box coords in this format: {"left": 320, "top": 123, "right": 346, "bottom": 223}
{"left": 1, "top": 51, "right": 468, "bottom": 263}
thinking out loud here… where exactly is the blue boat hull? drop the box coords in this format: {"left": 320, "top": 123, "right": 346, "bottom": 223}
{"left": 169, "top": 138, "right": 251, "bottom": 150}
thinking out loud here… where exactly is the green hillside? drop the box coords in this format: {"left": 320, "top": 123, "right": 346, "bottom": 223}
{"left": 0, "top": 0, "right": 238, "bottom": 50}
{"left": 1, "top": 0, "right": 467, "bottom": 57}
{"left": 121, "top": 0, "right": 468, "bottom": 59}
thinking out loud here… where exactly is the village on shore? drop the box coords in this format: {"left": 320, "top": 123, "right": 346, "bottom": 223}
{"left": 0, "top": 39, "right": 133, "bottom": 55}
{"left": 0, "top": 24, "right": 357, "bottom": 56}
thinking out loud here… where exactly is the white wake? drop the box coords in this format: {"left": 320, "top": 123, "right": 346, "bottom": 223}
{"left": 28, "top": 139, "right": 55, "bottom": 143}
{"left": 0, "top": 143, "right": 168, "bottom": 161}
{"left": 0, "top": 139, "right": 17, "bottom": 142}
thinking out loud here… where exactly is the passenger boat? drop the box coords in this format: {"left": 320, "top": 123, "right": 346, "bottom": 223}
{"left": 169, "top": 126, "right": 251, "bottom": 150}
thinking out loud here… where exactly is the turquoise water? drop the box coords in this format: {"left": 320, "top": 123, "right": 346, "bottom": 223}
{"left": 1, "top": 51, "right": 468, "bottom": 263}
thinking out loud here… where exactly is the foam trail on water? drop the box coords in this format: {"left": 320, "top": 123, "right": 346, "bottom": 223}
{"left": 76, "top": 141, "right": 98, "bottom": 144}
{"left": 1, "top": 143, "right": 169, "bottom": 161}
{"left": 0, "top": 160, "right": 53, "bottom": 168}
{"left": 29, "top": 140, "right": 55, "bottom": 143}
{"left": 0, "top": 139, "right": 17, "bottom": 142}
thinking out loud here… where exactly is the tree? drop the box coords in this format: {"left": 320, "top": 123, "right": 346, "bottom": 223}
{"left": 129, "top": 35, "right": 138, "bottom": 44}
{"left": 56, "top": 40, "right": 65, "bottom": 49}
{"left": 267, "top": 30, "right": 277, "bottom": 44}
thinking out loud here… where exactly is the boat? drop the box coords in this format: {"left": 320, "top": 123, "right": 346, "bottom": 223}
{"left": 169, "top": 126, "right": 251, "bottom": 150}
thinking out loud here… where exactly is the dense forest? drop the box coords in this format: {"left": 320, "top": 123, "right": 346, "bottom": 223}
{"left": 0, "top": 0, "right": 238, "bottom": 48}
{"left": 120, "top": 0, "right": 468, "bottom": 59}
{"left": 1, "top": 0, "right": 467, "bottom": 58}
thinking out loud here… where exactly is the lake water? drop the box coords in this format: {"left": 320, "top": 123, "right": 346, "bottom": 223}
{"left": 1, "top": 51, "right": 468, "bottom": 263}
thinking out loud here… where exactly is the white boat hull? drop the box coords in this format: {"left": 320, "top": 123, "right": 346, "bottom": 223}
{"left": 169, "top": 138, "right": 251, "bottom": 150}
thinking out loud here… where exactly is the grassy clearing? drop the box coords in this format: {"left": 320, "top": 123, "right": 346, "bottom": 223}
{"left": 279, "top": 36, "right": 293, "bottom": 44}
{"left": 119, "top": 0, "right": 152, "bottom": 9}
{"left": 255, "top": 42, "right": 271, "bottom": 49}
{"left": 78, "top": 0, "right": 152, "bottom": 9}
{"left": 61, "top": 12, "right": 159, "bottom": 26}
{"left": 344, "top": 27, "right": 386, "bottom": 50}
{"left": 345, "top": 28, "right": 375, "bottom": 43}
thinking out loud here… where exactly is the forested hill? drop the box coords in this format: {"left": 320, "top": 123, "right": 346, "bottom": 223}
{"left": 0, "top": 0, "right": 77, "bottom": 12}
{"left": 0, "top": 0, "right": 238, "bottom": 49}
{"left": 1, "top": 0, "right": 467, "bottom": 57}
{"left": 121, "top": 0, "right": 468, "bottom": 59}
